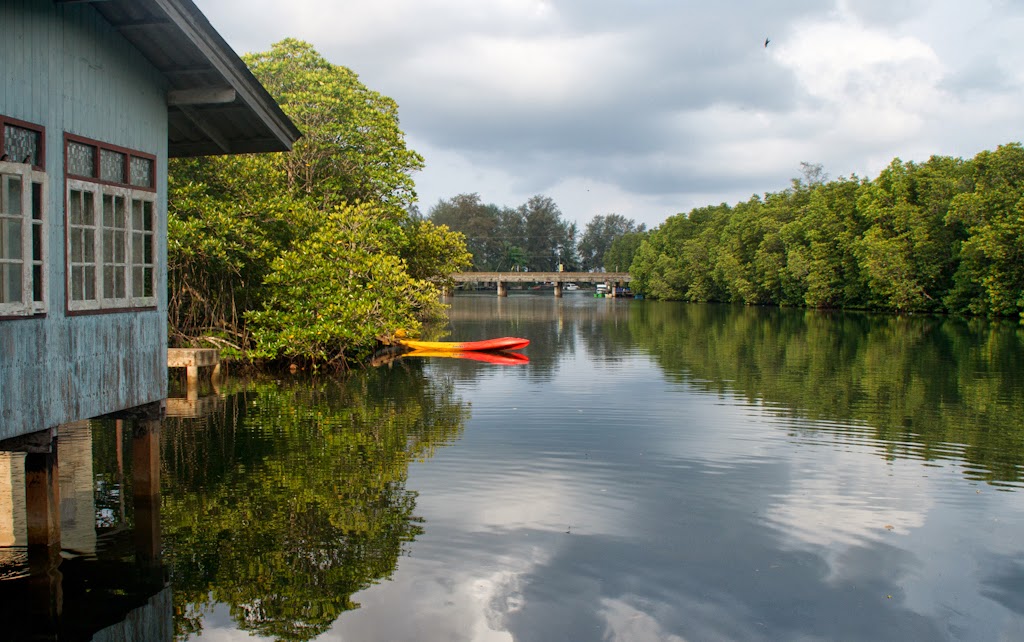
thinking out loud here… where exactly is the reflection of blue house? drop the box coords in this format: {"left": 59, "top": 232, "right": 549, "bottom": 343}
{"left": 1, "top": 0, "right": 300, "bottom": 441}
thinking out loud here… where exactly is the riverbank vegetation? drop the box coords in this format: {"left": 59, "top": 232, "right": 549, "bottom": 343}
{"left": 428, "top": 194, "right": 648, "bottom": 274}
{"left": 630, "top": 145, "right": 1024, "bottom": 319}
{"left": 168, "top": 39, "right": 470, "bottom": 368}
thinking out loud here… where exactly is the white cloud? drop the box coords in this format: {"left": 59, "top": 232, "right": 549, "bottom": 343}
{"left": 194, "top": 0, "right": 1024, "bottom": 230}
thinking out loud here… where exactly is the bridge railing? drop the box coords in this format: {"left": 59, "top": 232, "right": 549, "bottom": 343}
{"left": 452, "top": 271, "right": 630, "bottom": 283}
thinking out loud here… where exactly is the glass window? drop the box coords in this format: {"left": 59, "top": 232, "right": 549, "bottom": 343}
{"left": 65, "top": 135, "right": 157, "bottom": 312}
{"left": 66, "top": 180, "right": 156, "bottom": 311}
{"left": 100, "top": 148, "right": 126, "bottom": 184}
{"left": 3, "top": 124, "right": 42, "bottom": 166}
{"left": 0, "top": 161, "right": 47, "bottom": 316}
{"left": 67, "top": 141, "right": 96, "bottom": 178}
{"left": 130, "top": 156, "right": 153, "bottom": 188}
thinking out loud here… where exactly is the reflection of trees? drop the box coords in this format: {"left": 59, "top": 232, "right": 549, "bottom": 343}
{"left": 630, "top": 302, "right": 1024, "bottom": 485}
{"left": 442, "top": 293, "right": 639, "bottom": 379}
{"left": 160, "top": 368, "right": 469, "bottom": 641}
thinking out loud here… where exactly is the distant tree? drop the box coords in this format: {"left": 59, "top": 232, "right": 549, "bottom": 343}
{"left": 520, "top": 195, "right": 573, "bottom": 271}
{"left": 578, "top": 214, "right": 645, "bottom": 270}
{"left": 798, "top": 161, "right": 829, "bottom": 187}
{"left": 604, "top": 230, "right": 647, "bottom": 273}
{"left": 428, "top": 193, "right": 503, "bottom": 270}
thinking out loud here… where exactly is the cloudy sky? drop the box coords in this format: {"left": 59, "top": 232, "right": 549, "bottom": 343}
{"left": 194, "top": 0, "right": 1024, "bottom": 230}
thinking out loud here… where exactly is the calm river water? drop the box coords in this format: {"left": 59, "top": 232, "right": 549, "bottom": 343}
{"left": 5, "top": 293, "right": 1024, "bottom": 641}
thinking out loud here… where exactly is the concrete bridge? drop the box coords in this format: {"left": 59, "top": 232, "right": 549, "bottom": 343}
{"left": 451, "top": 272, "right": 632, "bottom": 297}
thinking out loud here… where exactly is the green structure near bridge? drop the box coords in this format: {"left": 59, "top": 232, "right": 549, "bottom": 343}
{"left": 451, "top": 272, "right": 632, "bottom": 297}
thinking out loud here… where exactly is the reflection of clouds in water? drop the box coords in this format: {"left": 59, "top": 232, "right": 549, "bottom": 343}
{"left": 326, "top": 550, "right": 545, "bottom": 641}
{"left": 417, "top": 465, "right": 637, "bottom": 538}
{"left": 768, "top": 448, "right": 930, "bottom": 552}
{"left": 599, "top": 598, "right": 686, "bottom": 642}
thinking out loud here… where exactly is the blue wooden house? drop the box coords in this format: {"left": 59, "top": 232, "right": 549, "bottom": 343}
{"left": 0, "top": 0, "right": 300, "bottom": 440}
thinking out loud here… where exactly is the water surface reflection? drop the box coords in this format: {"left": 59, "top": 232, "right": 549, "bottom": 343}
{"left": 2, "top": 295, "right": 1023, "bottom": 641}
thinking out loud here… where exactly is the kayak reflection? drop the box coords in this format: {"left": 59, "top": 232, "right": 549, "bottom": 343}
{"left": 371, "top": 347, "right": 529, "bottom": 367}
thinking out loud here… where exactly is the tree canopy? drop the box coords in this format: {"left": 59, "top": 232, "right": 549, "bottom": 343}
{"left": 628, "top": 143, "right": 1024, "bottom": 319}
{"left": 168, "top": 40, "right": 470, "bottom": 367}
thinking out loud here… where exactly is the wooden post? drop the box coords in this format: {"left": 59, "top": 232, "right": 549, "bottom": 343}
{"left": 25, "top": 449, "right": 60, "bottom": 550}
{"left": 553, "top": 282, "right": 563, "bottom": 298}
{"left": 133, "top": 419, "right": 161, "bottom": 563}
{"left": 497, "top": 280, "right": 508, "bottom": 297}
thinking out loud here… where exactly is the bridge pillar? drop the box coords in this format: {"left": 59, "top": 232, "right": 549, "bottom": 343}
{"left": 553, "top": 282, "right": 562, "bottom": 298}
{"left": 497, "top": 281, "right": 508, "bottom": 297}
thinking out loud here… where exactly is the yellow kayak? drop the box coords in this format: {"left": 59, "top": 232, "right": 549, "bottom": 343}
{"left": 395, "top": 337, "right": 530, "bottom": 352}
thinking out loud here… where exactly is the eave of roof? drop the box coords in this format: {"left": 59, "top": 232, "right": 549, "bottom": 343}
{"left": 62, "top": 0, "right": 301, "bottom": 157}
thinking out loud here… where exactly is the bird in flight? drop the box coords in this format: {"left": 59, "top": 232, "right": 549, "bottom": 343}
{"left": 764, "top": 37, "right": 770, "bottom": 48}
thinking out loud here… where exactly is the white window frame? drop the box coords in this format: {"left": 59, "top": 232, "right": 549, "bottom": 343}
{"left": 66, "top": 178, "right": 157, "bottom": 311}
{"left": 0, "top": 161, "right": 47, "bottom": 317}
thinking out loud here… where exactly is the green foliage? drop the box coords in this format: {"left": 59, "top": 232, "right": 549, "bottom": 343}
{"left": 168, "top": 40, "right": 465, "bottom": 365}
{"left": 427, "top": 193, "right": 575, "bottom": 272}
{"left": 243, "top": 38, "right": 424, "bottom": 209}
{"left": 946, "top": 143, "right": 1024, "bottom": 317}
{"left": 630, "top": 146, "right": 1024, "bottom": 319}
{"left": 246, "top": 202, "right": 459, "bottom": 367}
{"left": 604, "top": 229, "right": 648, "bottom": 274}
{"left": 578, "top": 214, "right": 645, "bottom": 271}
{"left": 427, "top": 193, "right": 505, "bottom": 270}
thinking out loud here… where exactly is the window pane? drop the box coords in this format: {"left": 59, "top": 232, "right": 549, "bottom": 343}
{"left": 132, "top": 266, "right": 144, "bottom": 297}
{"left": 104, "top": 265, "right": 114, "bottom": 299}
{"left": 2, "top": 264, "right": 22, "bottom": 303}
{"left": 71, "top": 229, "right": 83, "bottom": 262}
{"left": 32, "top": 264, "right": 42, "bottom": 302}
{"left": 67, "top": 141, "right": 96, "bottom": 177}
{"left": 143, "top": 201, "right": 153, "bottom": 231}
{"left": 32, "top": 182, "right": 42, "bottom": 220}
{"left": 72, "top": 266, "right": 83, "bottom": 300}
{"left": 3, "top": 124, "right": 41, "bottom": 166}
{"left": 100, "top": 149, "right": 126, "bottom": 184}
{"left": 83, "top": 228, "right": 94, "bottom": 262}
{"left": 144, "top": 267, "right": 153, "bottom": 297}
{"left": 129, "top": 157, "right": 153, "bottom": 188}
{"left": 83, "top": 191, "right": 94, "bottom": 224}
{"left": 103, "top": 194, "right": 114, "bottom": 228}
{"left": 32, "top": 222, "right": 41, "bottom": 261}
{"left": 84, "top": 266, "right": 95, "bottom": 300}
{"left": 132, "top": 232, "right": 144, "bottom": 265}
{"left": 4, "top": 175, "right": 22, "bottom": 216}
{"left": 132, "top": 199, "right": 143, "bottom": 230}
{"left": 114, "top": 233, "right": 125, "bottom": 263}
{"left": 1, "top": 219, "right": 22, "bottom": 260}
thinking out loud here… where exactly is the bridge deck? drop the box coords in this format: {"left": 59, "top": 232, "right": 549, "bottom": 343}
{"left": 452, "top": 272, "right": 630, "bottom": 283}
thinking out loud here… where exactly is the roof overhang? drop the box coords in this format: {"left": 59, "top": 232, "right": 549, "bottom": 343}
{"left": 56, "top": 0, "right": 301, "bottom": 157}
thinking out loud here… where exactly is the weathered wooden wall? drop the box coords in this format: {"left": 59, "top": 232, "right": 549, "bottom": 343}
{"left": 0, "top": 0, "right": 169, "bottom": 440}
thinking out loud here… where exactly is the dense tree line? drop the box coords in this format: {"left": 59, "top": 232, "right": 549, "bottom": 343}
{"left": 428, "top": 195, "right": 646, "bottom": 273}
{"left": 168, "top": 39, "right": 470, "bottom": 367}
{"left": 630, "top": 144, "right": 1024, "bottom": 318}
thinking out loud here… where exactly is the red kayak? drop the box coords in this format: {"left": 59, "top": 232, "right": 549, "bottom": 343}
{"left": 395, "top": 337, "right": 529, "bottom": 352}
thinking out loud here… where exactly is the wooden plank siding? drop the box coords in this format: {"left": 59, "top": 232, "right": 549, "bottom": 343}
{"left": 1, "top": 0, "right": 169, "bottom": 440}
